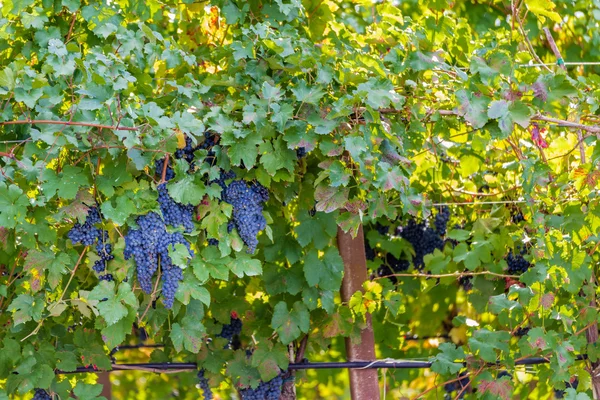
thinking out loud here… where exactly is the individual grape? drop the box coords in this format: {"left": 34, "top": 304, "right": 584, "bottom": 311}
{"left": 506, "top": 251, "right": 531, "bottom": 274}
{"left": 397, "top": 219, "right": 444, "bottom": 269}
{"left": 32, "top": 389, "right": 51, "bottom": 400}
{"left": 434, "top": 206, "right": 450, "bottom": 236}
{"left": 197, "top": 369, "right": 213, "bottom": 400}
{"left": 296, "top": 147, "right": 307, "bottom": 159}
{"left": 99, "top": 274, "right": 113, "bottom": 282}
{"left": 219, "top": 317, "right": 242, "bottom": 346}
{"left": 223, "top": 180, "right": 268, "bottom": 253}
{"left": 157, "top": 183, "right": 194, "bottom": 232}
{"left": 239, "top": 374, "right": 283, "bottom": 400}
{"left": 154, "top": 158, "right": 175, "bottom": 181}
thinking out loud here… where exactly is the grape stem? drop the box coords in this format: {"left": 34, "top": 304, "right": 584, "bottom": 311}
{"left": 160, "top": 154, "right": 169, "bottom": 184}
{"left": 138, "top": 261, "right": 163, "bottom": 324}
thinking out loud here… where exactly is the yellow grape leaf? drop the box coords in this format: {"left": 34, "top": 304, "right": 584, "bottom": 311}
{"left": 524, "top": 0, "right": 562, "bottom": 23}
{"left": 176, "top": 130, "right": 186, "bottom": 148}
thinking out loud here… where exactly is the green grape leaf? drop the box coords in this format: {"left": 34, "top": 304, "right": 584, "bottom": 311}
{"left": 0, "top": 183, "right": 29, "bottom": 229}
{"left": 271, "top": 301, "right": 310, "bottom": 344}
{"left": 430, "top": 343, "right": 465, "bottom": 375}
{"left": 170, "top": 321, "right": 204, "bottom": 353}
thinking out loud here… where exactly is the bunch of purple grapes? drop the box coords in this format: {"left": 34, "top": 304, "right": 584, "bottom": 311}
{"left": 506, "top": 249, "right": 531, "bottom": 274}
{"left": 397, "top": 219, "right": 444, "bottom": 269}
{"left": 197, "top": 369, "right": 213, "bottom": 400}
{"left": 68, "top": 207, "right": 114, "bottom": 280}
{"left": 219, "top": 317, "right": 242, "bottom": 346}
{"left": 296, "top": 147, "right": 307, "bottom": 159}
{"left": 124, "top": 212, "right": 193, "bottom": 308}
{"left": 157, "top": 183, "right": 194, "bottom": 232}
{"left": 154, "top": 158, "right": 175, "bottom": 181}
{"left": 223, "top": 180, "right": 269, "bottom": 253}
{"left": 239, "top": 374, "right": 283, "bottom": 400}
{"left": 32, "top": 389, "right": 51, "bottom": 400}
{"left": 92, "top": 231, "right": 114, "bottom": 273}
{"left": 443, "top": 372, "right": 470, "bottom": 399}
{"left": 434, "top": 206, "right": 451, "bottom": 236}
{"left": 67, "top": 206, "right": 102, "bottom": 246}
{"left": 198, "top": 131, "right": 219, "bottom": 165}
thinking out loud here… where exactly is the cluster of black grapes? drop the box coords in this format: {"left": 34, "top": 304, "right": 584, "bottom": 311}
{"left": 368, "top": 209, "right": 451, "bottom": 282}
{"left": 458, "top": 275, "right": 473, "bottom": 291}
{"left": 67, "top": 206, "right": 102, "bottom": 245}
{"left": 554, "top": 377, "right": 579, "bottom": 398}
{"left": 199, "top": 131, "right": 219, "bottom": 165}
{"left": 197, "top": 369, "right": 213, "bottom": 400}
{"left": 154, "top": 158, "right": 175, "bottom": 181}
{"left": 210, "top": 169, "right": 236, "bottom": 191}
{"left": 32, "top": 389, "right": 51, "bottom": 400}
{"left": 219, "top": 316, "right": 242, "bottom": 348}
{"left": 397, "top": 218, "right": 445, "bottom": 269}
{"left": 375, "top": 222, "right": 389, "bottom": 235}
{"left": 157, "top": 183, "right": 194, "bottom": 232}
{"left": 68, "top": 207, "right": 114, "bottom": 282}
{"left": 506, "top": 249, "right": 531, "bottom": 274}
{"left": 296, "top": 146, "right": 307, "bottom": 159}
{"left": 239, "top": 374, "right": 283, "bottom": 400}
{"left": 513, "top": 327, "right": 530, "bottom": 337}
{"left": 124, "top": 212, "right": 193, "bottom": 308}
{"left": 223, "top": 180, "right": 269, "bottom": 253}
{"left": 511, "top": 211, "right": 525, "bottom": 224}
{"left": 443, "top": 372, "right": 470, "bottom": 399}
{"left": 434, "top": 206, "right": 450, "bottom": 236}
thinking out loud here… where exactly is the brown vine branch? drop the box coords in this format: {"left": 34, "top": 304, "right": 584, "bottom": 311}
{"left": 295, "top": 335, "right": 309, "bottom": 363}
{"left": 543, "top": 27, "right": 566, "bottom": 71}
{"left": 514, "top": 11, "right": 553, "bottom": 73}
{"left": 66, "top": 12, "right": 78, "bottom": 43}
{"left": 0, "top": 120, "right": 138, "bottom": 131}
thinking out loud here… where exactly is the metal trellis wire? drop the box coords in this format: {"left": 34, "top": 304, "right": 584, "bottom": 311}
{"left": 55, "top": 355, "right": 588, "bottom": 375}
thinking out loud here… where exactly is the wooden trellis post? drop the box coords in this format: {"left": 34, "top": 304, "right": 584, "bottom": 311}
{"left": 337, "top": 225, "right": 381, "bottom": 400}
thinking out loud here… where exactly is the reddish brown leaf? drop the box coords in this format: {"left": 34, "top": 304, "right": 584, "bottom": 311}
{"left": 479, "top": 379, "right": 512, "bottom": 400}
{"left": 541, "top": 293, "right": 555, "bottom": 309}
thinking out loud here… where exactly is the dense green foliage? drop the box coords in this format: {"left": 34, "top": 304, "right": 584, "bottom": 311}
{"left": 1, "top": 0, "right": 600, "bottom": 398}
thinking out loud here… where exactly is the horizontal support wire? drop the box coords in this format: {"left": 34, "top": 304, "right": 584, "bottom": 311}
{"left": 55, "top": 355, "right": 587, "bottom": 375}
